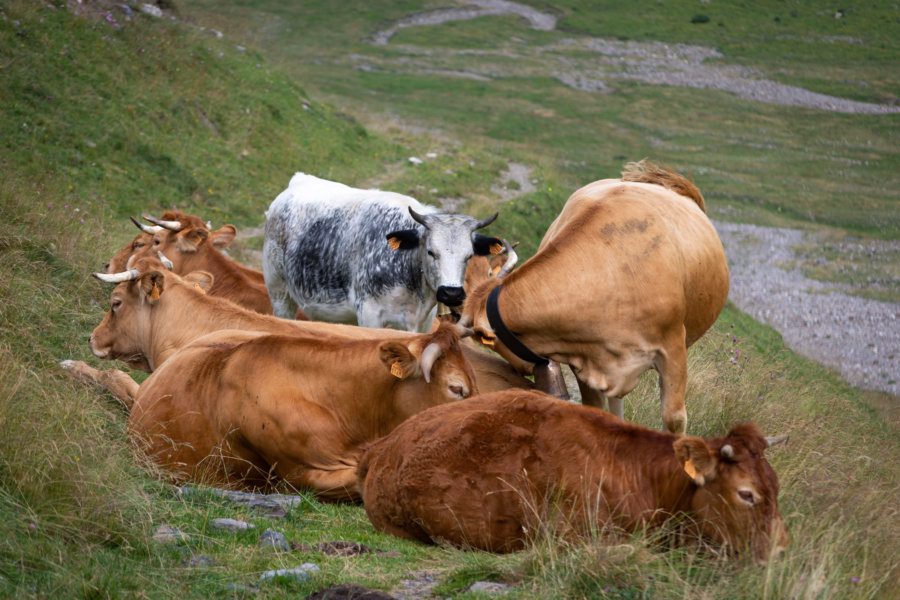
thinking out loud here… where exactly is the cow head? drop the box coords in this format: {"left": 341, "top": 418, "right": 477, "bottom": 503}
{"left": 90, "top": 257, "right": 214, "bottom": 372}
{"left": 380, "top": 321, "right": 478, "bottom": 416}
{"left": 138, "top": 212, "right": 237, "bottom": 274}
{"left": 386, "top": 208, "right": 501, "bottom": 307}
{"left": 674, "top": 424, "right": 789, "bottom": 563}
{"left": 458, "top": 240, "right": 521, "bottom": 355}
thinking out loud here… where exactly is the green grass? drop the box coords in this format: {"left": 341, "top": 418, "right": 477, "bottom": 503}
{"left": 1, "top": 1, "right": 898, "bottom": 598}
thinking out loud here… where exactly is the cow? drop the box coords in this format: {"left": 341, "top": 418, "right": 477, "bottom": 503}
{"left": 459, "top": 160, "right": 730, "bottom": 433}
{"left": 108, "top": 210, "right": 286, "bottom": 316}
{"left": 262, "top": 172, "right": 502, "bottom": 332}
{"left": 61, "top": 257, "right": 532, "bottom": 406}
{"left": 358, "top": 389, "right": 788, "bottom": 563}
{"left": 127, "top": 320, "right": 476, "bottom": 501}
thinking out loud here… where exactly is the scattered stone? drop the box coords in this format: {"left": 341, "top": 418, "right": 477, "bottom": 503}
{"left": 408, "top": 157, "right": 423, "bottom": 165}
{"left": 183, "top": 554, "right": 217, "bottom": 568}
{"left": 315, "top": 541, "right": 373, "bottom": 556}
{"left": 152, "top": 525, "right": 190, "bottom": 544}
{"left": 139, "top": 4, "right": 163, "bottom": 18}
{"left": 259, "top": 563, "right": 321, "bottom": 583}
{"left": 211, "top": 518, "right": 255, "bottom": 532}
{"left": 259, "top": 529, "right": 291, "bottom": 552}
{"left": 226, "top": 583, "right": 260, "bottom": 594}
{"left": 177, "top": 486, "right": 304, "bottom": 518}
{"left": 306, "top": 583, "right": 397, "bottom": 599}
{"left": 469, "top": 581, "right": 512, "bottom": 595}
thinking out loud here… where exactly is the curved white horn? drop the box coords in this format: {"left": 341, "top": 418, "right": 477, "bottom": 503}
{"left": 157, "top": 251, "right": 174, "bottom": 270}
{"left": 130, "top": 216, "right": 163, "bottom": 234}
{"left": 143, "top": 213, "right": 182, "bottom": 231}
{"left": 93, "top": 269, "right": 141, "bottom": 283}
{"left": 473, "top": 212, "right": 498, "bottom": 230}
{"left": 408, "top": 207, "right": 430, "bottom": 228}
{"left": 721, "top": 444, "right": 734, "bottom": 459}
{"left": 419, "top": 342, "right": 443, "bottom": 384}
{"left": 765, "top": 434, "right": 789, "bottom": 448}
{"left": 495, "top": 239, "right": 518, "bottom": 279}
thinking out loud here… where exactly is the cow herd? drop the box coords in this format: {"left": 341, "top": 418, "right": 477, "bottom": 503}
{"left": 62, "top": 160, "right": 788, "bottom": 563}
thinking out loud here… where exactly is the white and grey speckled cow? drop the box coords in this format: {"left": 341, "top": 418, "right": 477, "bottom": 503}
{"left": 262, "top": 173, "right": 500, "bottom": 332}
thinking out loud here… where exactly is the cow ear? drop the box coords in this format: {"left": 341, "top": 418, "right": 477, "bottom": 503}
{"left": 386, "top": 229, "right": 419, "bottom": 251}
{"left": 176, "top": 227, "right": 209, "bottom": 253}
{"left": 473, "top": 234, "right": 503, "bottom": 256}
{"left": 183, "top": 270, "right": 214, "bottom": 294}
{"left": 379, "top": 341, "right": 417, "bottom": 380}
{"left": 138, "top": 271, "right": 166, "bottom": 305}
{"left": 673, "top": 437, "right": 718, "bottom": 486}
{"left": 210, "top": 225, "right": 237, "bottom": 250}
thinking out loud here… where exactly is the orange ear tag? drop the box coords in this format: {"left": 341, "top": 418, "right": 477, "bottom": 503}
{"left": 390, "top": 361, "right": 404, "bottom": 379}
{"left": 489, "top": 243, "right": 503, "bottom": 255}
{"left": 490, "top": 265, "right": 501, "bottom": 276}
{"left": 193, "top": 283, "right": 206, "bottom": 295}
{"left": 683, "top": 459, "right": 697, "bottom": 479}
{"left": 150, "top": 282, "right": 160, "bottom": 301}
{"left": 481, "top": 335, "right": 495, "bottom": 347}
{"left": 387, "top": 237, "right": 401, "bottom": 251}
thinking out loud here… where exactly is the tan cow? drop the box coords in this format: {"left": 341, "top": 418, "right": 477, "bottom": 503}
{"left": 62, "top": 257, "right": 532, "bottom": 406}
{"left": 358, "top": 389, "right": 788, "bottom": 563}
{"left": 460, "top": 160, "right": 729, "bottom": 433}
{"left": 129, "top": 321, "right": 476, "bottom": 501}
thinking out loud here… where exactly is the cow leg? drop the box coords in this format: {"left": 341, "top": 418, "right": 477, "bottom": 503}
{"left": 574, "top": 373, "right": 606, "bottom": 410}
{"left": 59, "top": 360, "right": 138, "bottom": 409}
{"left": 655, "top": 330, "right": 688, "bottom": 434}
{"left": 262, "top": 265, "right": 299, "bottom": 320}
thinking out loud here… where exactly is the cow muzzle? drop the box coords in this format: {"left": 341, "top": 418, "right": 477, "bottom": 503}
{"left": 436, "top": 286, "right": 466, "bottom": 307}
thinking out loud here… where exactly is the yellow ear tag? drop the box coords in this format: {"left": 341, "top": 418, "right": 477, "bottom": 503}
{"left": 490, "top": 265, "right": 501, "bottom": 276}
{"left": 489, "top": 243, "right": 503, "bottom": 255}
{"left": 387, "top": 237, "right": 401, "bottom": 251}
{"left": 683, "top": 459, "right": 697, "bottom": 479}
{"left": 390, "top": 361, "right": 404, "bottom": 379}
{"left": 150, "top": 282, "right": 160, "bottom": 301}
{"left": 481, "top": 335, "right": 495, "bottom": 347}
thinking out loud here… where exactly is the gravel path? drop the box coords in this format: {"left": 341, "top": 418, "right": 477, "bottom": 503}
{"left": 365, "top": 0, "right": 899, "bottom": 114}
{"left": 715, "top": 221, "right": 899, "bottom": 396}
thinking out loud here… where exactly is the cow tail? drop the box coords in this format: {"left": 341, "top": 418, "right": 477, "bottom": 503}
{"left": 621, "top": 159, "right": 706, "bottom": 213}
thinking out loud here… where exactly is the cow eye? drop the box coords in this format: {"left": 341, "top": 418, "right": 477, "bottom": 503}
{"left": 449, "top": 384, "right": 467, "bottom": 399}
{"left": 133, "top": 241, "right": 145, "bottom": 249}
{"left": 738, "top": 490, "right": 755, "bottom": 505}
{"left": 427, "top": 250, "right": 436, "bottom": 258}
{"left": 111, "top": 298, "right": 122, "bottom": 312}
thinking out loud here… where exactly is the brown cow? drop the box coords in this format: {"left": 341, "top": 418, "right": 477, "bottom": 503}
{"left": 104, "top": 211, "right": 237, "bottom": 273}
{"left": 358, "top": 389, "right": 788, "bottom": 563}
{"left": 61, "top": 257, "right": 532, "bottom": 406}
{"left": 460, "top": 160, "right": 729, "bottom": 433}
{"left": 114, "top": 210, "right": 283, "bottom": 316}
{"left": 129, "top": 321, "right": 476, "bottom": 501}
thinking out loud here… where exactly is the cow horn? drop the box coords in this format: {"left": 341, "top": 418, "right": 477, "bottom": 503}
{"left": 408, "top": 207, "right": 431, "bottom": 228}
{"left": 157, "top": 251, "right": 174, "bottom": 270}
{"left": 473, "top": 212, "right": 498, "bottom": 230}
{"left": 130, "top": 216, "right": 163, "bottom": 234}
{"left": 765, "top": 434, "right": 789, "bottom": 448}
{"left": 419, "top": 342, "right": 442, "bottom": 384}
{"left": 495, "top": 239, "right": 518, "bottom": 279}
{"left": 93, "top": 269, "right": 141, "bottom": 283}
{"left": 721, "top": 444, "right": 734, "bottom": 458}
{"left": 143, "top": 213, "right": 182, "bottom": 231}
{"left": 457, "top": 315, "right": 472, "bottom": 328}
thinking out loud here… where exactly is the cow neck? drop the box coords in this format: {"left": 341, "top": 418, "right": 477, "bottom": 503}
{"left": 486, "top": 285, "right": 549, "bottom": 367}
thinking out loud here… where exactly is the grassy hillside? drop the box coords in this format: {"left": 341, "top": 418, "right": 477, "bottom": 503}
{"left": 1, "top": 1, "right": 898, "bottom": 598}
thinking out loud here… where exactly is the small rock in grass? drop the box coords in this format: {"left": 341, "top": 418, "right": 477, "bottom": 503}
{"left": 469, "top": 581, "right": 512, "bottom": 595}
{"left": 259, "top": 529, "right": 291, "bottom": 552}
{"left": 259, "top": 563, "right": 321, "bottom": 582}
{"left": 211, "top": 518, "right": 254, "bottom": 532}
{"left": 152, "top": 525, "right": 190, "bottom": 544}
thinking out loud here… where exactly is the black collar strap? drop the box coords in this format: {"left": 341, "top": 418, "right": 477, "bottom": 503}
{"left": 486, "top": 285, "right": 548, "bottom": 367}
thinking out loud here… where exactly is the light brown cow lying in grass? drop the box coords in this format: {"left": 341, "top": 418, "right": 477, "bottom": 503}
{"left": 129, "top": 321, "right": 475, "bottom": 500}
{"left": 62, "top": 257, "right": 532, "bottom": 406}
{"left": 358, "top": 389, "right": 788, "bottom": 563}
{"left": 460, "top": 160, "right": 730, "bottom": 433}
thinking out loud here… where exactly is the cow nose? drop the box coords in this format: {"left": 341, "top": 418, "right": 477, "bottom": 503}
{"left": 102, "top": 262, "right": 111, "bottom": 273}
{"left": 436, "top": 286, "right": 466, "bottom": 307}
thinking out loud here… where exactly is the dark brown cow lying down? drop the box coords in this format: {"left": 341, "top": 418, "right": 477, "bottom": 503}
{"left": 130, "top": 322, "right": 476, "bottom": 501}
{"left": 358, "top": 389, "right": 788, "bottom": 563}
